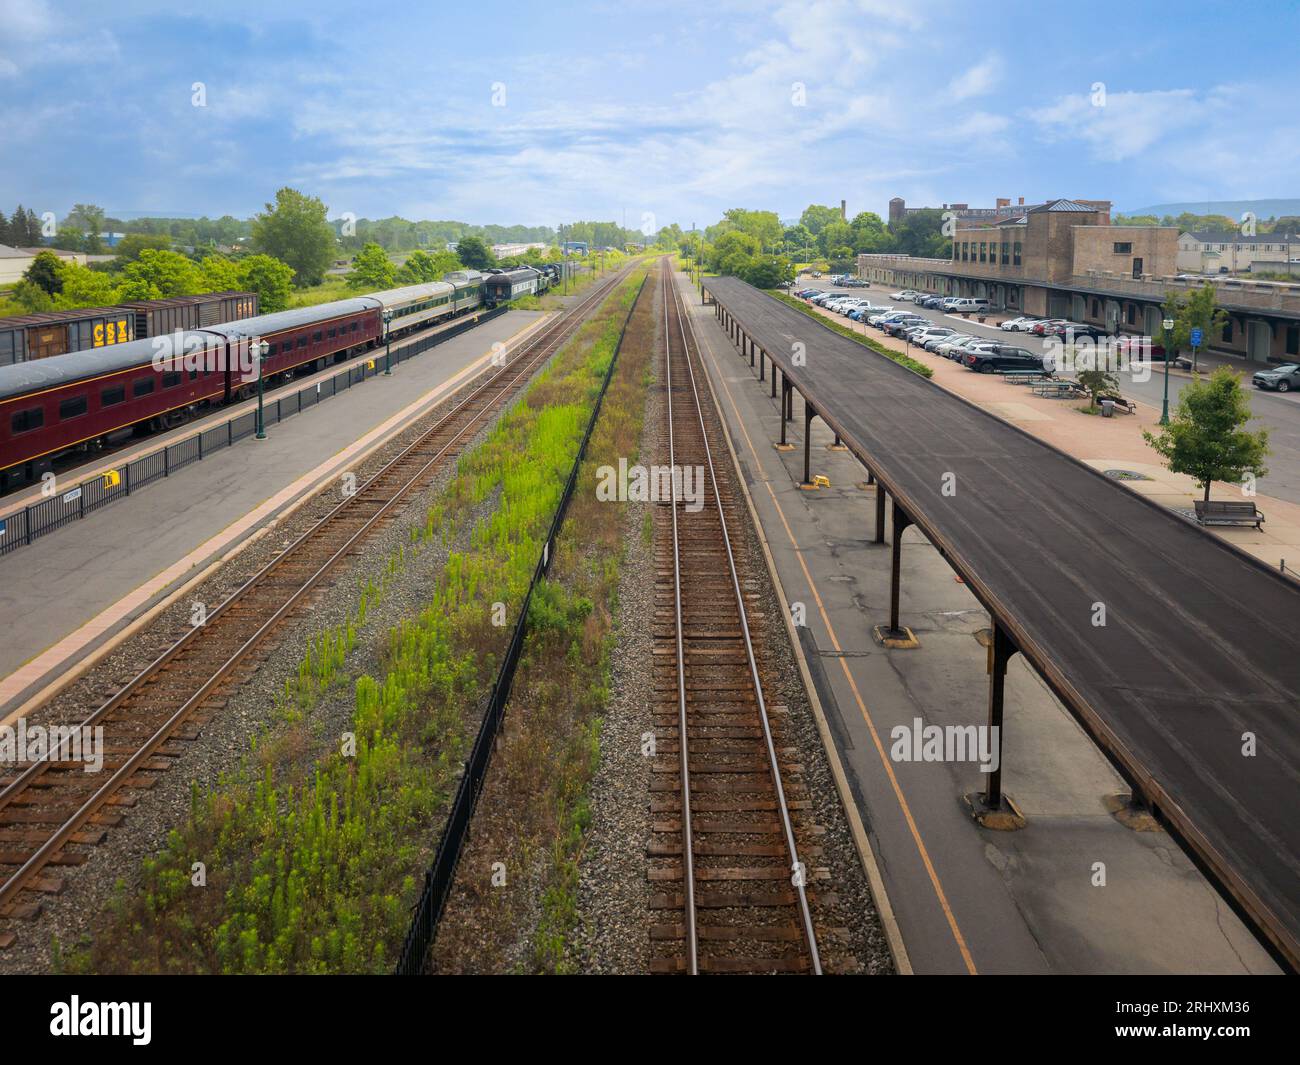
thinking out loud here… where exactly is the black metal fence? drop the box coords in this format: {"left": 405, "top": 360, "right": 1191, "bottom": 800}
{"left": 395, "top": 275, "right": 647, "bottom": 974}
{"left": 0, "top": 308, "right": 507, "bottom": 557}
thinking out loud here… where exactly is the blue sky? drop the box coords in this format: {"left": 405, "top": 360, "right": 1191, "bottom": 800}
{"left": 1, "top": 0, "right": 1296, "bottom": 230}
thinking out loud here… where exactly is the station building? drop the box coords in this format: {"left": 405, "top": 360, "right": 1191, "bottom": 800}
{"left": 860, "top": 199, "right": 1300, "bottom": 364}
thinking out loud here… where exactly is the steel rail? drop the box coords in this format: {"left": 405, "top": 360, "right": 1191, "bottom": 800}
{"left": 669, "top": 266, "right": 822, "bottom": 974}
{"left": 0, "top": 269, "right": 630, "bottom": 911}
{"left": 661, "top": 263, "right": 699, "bottom": 975}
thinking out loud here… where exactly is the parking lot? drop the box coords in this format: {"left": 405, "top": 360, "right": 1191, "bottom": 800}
{"left": 796, "top": 278, "right": 1300, "bottom": 504}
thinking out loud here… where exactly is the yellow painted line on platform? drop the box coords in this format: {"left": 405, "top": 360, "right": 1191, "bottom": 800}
{"left": 0, "top": 313, "right": 552, "bottom": 722}
{"left": 688, "top": 287, "right": 979, "bottom": 975}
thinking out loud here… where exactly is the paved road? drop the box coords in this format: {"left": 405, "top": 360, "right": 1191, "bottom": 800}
{"left": 800, "top": 283, "right": 1300, "bottom": 504}
{"left": 707, "top": 275, "right": 1300, "bottom": 969}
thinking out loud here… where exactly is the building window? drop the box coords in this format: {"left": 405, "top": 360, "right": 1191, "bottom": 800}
{"left": 1287, "top": 326, "right": 1299, "bottom": 356}
{"left": 979, "top": 242, "right": 987, "bottom": 263}
{"left": 1126, "top": 304, "right": 1136, "bottom": 324}
{"left": 1091, "top": 299, "right": 1099, "bottom": 318}
{"left": 1223, "top": 320, "right": 1233, "bottom": 342}
{"left": 1113, "top": 242, "right": 1132, "bottom": 254}
{"left": 1000, "top": 242, "right": 1009, "bottom": 264}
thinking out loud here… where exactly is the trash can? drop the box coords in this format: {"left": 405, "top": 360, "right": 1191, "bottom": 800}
{"left": 1100, "top": 399, "right": 1115, "bottom": 418}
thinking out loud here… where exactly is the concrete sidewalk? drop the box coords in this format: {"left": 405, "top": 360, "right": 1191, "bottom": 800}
{"left": 684, "top": 273, "right": 1277, "bottom": 974}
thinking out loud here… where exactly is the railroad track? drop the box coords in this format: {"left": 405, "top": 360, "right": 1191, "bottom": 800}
{"left": 0, "top": 267, "right": 632, "bottom": 931}
{"left": 649, "top": 261, "right": 822, "bottom": 974}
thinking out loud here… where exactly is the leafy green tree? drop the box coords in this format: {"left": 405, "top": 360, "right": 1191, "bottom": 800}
{"left": 1076, "top": 367, "right": 1120, "bottom": 411}
{"left": 345, "top": 242, "right": 396, "bottom": 289}
{"left": 23, "top": 250, "right": 64, "bottom": 296}
{"left": 889, "top": 208, "right": 949, "bottom": 257}
{"left": 238, "top": 255, "right": 296, "bottom": 313}
{"left": 740, "top": 255, "right": 794, "bottom": 289}
{"left": 114, "top": 233, "right": 173, "bottom": 262}
{"left": 850, "top": 211, "right": 891, "bottom": 253}
{"left": 800, "top": 204, "right": 841, "bottom": 236}
{"left": 251, "top": 187, "right": 336, "bottom": 287}
{"left": 454, "top": 235, "right": 495, "bottom": 270}
{"left": 12, "top": 280, "right": 55, "bottom": 312}
{"left": 1143, "top": 367, "right": 1270, "bottom": 502}
{"left": 67, "top": 204, "right": 107, "bottom": 254}
{"left": 199, "top": 255, "right": 243, "bottom": 291}
{"left": 117, "top": 249, "right": 204, "bottom": 299}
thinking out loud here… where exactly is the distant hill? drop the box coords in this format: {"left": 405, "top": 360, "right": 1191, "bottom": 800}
{"left": 1122, "top": 199, "right": 1300, "bottom": 220}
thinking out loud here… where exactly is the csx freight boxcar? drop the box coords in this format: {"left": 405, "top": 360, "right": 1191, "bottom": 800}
{"left": 0, "top": 291, "right": 259, "bottom": 367}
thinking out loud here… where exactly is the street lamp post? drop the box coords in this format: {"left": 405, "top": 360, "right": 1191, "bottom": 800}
{"left": 1159, "top": 316, "right": 1175, "bottom": 425}
{"left": 254, "top": 339, "right": 270, "bottom": 440}
{"left": 382, "top": 308, "right": 393, "bottom": 375}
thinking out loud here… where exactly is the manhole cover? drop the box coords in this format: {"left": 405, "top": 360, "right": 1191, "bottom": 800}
{"left": 1103, "top": 469, "right": 1151, "bottom": 481}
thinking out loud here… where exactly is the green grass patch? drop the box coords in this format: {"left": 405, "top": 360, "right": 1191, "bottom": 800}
{"left": 67, "top": 271, "right": 646, "bottom": 975}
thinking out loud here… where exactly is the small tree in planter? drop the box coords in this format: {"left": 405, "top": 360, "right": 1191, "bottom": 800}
{"left": 1143, "top": 367, "right": 1270, "bottom": 501}
{"left": 1077, "top": 367, "right": 1120, "bottom": 412}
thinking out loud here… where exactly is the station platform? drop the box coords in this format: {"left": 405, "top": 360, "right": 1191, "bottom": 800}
{"left": 0, "top": 310, "right": 548, "bottom": 721}
{"left": 678, "top": 270, "right": 1279, "bottom": 974}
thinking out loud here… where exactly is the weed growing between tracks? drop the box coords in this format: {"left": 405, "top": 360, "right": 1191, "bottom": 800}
{"left": 427, "top": 266, "right": 656, "bottom": 974}
{"left": 769, "top": 291, "right": 934, "bottom": 378}
{"left": 67, "top": 272, "right": 644, "bottom": 975}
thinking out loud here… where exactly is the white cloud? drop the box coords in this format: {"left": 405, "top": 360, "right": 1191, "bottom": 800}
{"left": 948, "top": 59, "right": 998, "bottom": 102}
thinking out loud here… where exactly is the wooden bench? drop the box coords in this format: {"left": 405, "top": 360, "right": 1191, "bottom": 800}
{"left": 1098, "top": 393, "right": 1136, "bottom": 414}
{"left": 1194, "top": 499, "right": 1265, "bottom": 528}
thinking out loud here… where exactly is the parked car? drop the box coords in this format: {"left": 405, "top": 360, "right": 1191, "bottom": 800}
{"left": 889, "top": 291, "right": 918, "bottom": 301}
{"left": 849, "top": 304, "right": 891, "bottom": 320}
{"left": 1030, "top": 318, "right": 1067, "bottom": 336}
{"left": 924, "top": 332, "right": 969, "bottom": 352}
{"left": 810, "top": 291, "right": 839, "bottom": 305}
{"left": 907, "top": 327, "right": 956, "bottom": 346}
{"left": 882, "top": 316, "right": 928, "bottom": 337}
{"left": 937, "top": 336, "right": 992, "bottom": 359}
{"left": 1000, "top": 316, "right": 1037, "bottom": 331}
{"left": 945, "top": 297, "right": 991, "bottom": 314}
{"left": 966, "top": 346, "right": 1048, "bottom": 374}
{"left": 1252, "top": 363, "right": 1300, "bottom": 392}
{"left": 871, "top": 311, "right": 919, "bottom": 328}
{"left": 1043, "top": 321, "right": 1109, "bottom": 341}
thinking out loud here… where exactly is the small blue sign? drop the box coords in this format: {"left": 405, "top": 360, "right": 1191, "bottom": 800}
{"left": 1190, "top": 327, "right": 1203, "bottom": 347}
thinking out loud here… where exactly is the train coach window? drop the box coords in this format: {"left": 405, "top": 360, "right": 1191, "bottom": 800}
{"left": 189, "top": 369, "right": 199, "bottom": 381}
{"left": 100, "top": 386, "right": 126, "bottom": 407}
{"left": 312, "top": 331, "right": 323, "bottom": 343}
{"left": 162, "top": 372, "right": 181, "bottom": 388}
{"left": 297, "top": 337, "right": 308, "bottom": 349}
{"left": 59, "top": 396, "right": 88, "bottom": 420}
{"left": 351, "top": 322, "right": 359, "bottom": 332}
{"left": 328, "top": 327, "right": 337, "bottom": 338}
{"left": 11, "top": 407, "right": 43, "bottom": 434}
{"left": 134, "top": 378, "right": 155, "bottom": 397}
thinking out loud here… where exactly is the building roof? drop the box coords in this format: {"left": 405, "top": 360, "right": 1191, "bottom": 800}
{"left": 1027, "top": 199, "right": 1099, "bottom": 214}
{"left": 0, "top": 243, "right": 30, "bottom": 259}
{"left": 1183, "top": 230, "right": 1300, "bottom": 245}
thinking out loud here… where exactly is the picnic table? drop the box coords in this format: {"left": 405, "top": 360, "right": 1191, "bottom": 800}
{"left": 1031, "top": 379, "right": 1084, "bottom": 399}
{"left": 1004, "top": 371, "right": 1050, "bottom": 386}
